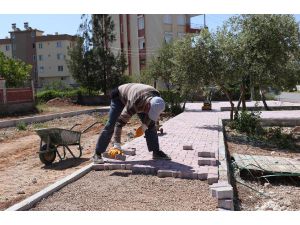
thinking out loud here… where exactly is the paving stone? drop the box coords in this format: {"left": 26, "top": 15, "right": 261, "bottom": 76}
{"left": 123, "top": 148, "right": 137, "bottom": 156}
{"left": 180, "top": 171, "right": 198, "bottom": 179}
{"left": 93, "top": 164, "right": 105, "bottom": 171}
{"left": 218, "top": 199, "right": 234, "bottom": 210}
{"left": 157, "top": 170, "right": 173, "bottom": 178}
{"left": 198, "top": 151, "right": 215, "bottom": 158}
{"left": 132, "top": 165, "right": 156, "bottom": 174}
{"left": 198, "top": 157, "right": 217, "bottom": 166}
{"left": 183, "top": 145, "right": 193, "bottom": 150}
{"left": 207, "top": 173, "right": 218, "bottom": 184}
{"left": 125, "top": 164, "right": 132, "bottom": 170}
{"left": 214, "top": 186, "right": 233, "bottom": 199}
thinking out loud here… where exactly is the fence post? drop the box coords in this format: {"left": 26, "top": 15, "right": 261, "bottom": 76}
{"left": 3, "top": 79, "right": 7, "bottom": 104}
{"left": 31, "top": 80, "right": 36, "bottom": 103}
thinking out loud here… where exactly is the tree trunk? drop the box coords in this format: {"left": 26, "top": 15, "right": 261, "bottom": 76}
{"left": 234, "top": 85, "right": 243, "bottom": 120}
{"left": 221, "top": 85, "right": 234, "bottom": 121}
{"left": 241, "top": 82, "right": 246, "bottom": 110}
{"left": 259, "top": 87, "right": 270, "bottom": 111}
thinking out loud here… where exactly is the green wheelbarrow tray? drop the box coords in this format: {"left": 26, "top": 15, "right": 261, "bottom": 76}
{"left": 35, "top": 122, "right": 100, "bottom": 165}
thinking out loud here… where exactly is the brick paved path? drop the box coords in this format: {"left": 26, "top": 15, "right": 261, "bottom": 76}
{"left": 103, "top": 102, "right": 300, "bottom": 185}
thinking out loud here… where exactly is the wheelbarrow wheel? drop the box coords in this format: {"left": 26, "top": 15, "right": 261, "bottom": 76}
{"left": 39, "top": 144, "right": 57, "bottom": 165}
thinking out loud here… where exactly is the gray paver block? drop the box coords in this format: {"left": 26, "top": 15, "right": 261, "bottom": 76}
{"left": 218, "top": 199, "right": 234, "bottom": 210}
{"left": 132, "top": 165, "right": 156, "bottom": 174}
{"left": 198, "top": 151, "right": 215, "bottom": 158}
{"left": 183, "top": 145, "right": 193, "bottom": 150}
{"left": 123, "top": 148, "right": 136, "bottom": 156}
{"left": 157, "top": 170, "right": 173, "bottom": 178}
{"left": 214, "top": 186, "right": 233, "bottom": 199}
{"left": 216, "top": 187, "right": 233, "bottom": 199}
{"left": 180, "top": 171, "right": 193, "bottom": 179}
{"left": 207, "top": 173, "right": 218, "bottom": 184}
{"left": 93, "top": 164, "right": 105, "bottom": 171}
{"left": 125, "top": 164, "right": 132, "bottom": 170}
{"left": 198, "top": 157, "right": 217, "bottom": 166}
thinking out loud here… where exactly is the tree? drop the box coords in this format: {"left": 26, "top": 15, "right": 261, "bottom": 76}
{"left": 67, "top": 14, "right": 128, "bottom": 95}
{"left": 0, "top": 52, "right": 32, "bottom": 87}
{"left": 229, "top": 15, "right": 300, "bottom": 110}
{"left": 172, "top": 34, "right": 209, "bottom": 110}
{"left": 141, "top": 42, "right": 174, "bottom": 89}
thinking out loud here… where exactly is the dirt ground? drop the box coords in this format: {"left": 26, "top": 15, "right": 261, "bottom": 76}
{"left": 0, "top": 112, "right": 144, "bottom": 210}
{"left": 0, "top": 98, "right": 98, "bottom": 121}
{"left": 30, "top": 170, "right": 217, "bottom": 211}
{"left": 226, "top": 127, "right": 300, "bottom": 211}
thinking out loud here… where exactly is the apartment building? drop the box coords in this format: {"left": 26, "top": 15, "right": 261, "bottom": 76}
{"left": 110, "top": 14, "right": 201, "bottom": 77}
{"left": 0, "top": 23, "right": 76, "bottom": 88}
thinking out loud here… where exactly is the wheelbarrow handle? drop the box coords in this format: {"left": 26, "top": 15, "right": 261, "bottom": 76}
{"left": 81, "top": 122, "right": 100, "bottom": 133}
{"left": 70, "top": 124, "right": 82, "bottom": 130}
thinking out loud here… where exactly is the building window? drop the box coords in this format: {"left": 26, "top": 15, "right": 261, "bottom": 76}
{"left": 58, "top": 65, "right": 64, "bottom": 72}
{"left": 138, "top": 16, "right": 144, "bottom": 30}
{"left": 57, "top": 53, "right": 63, "bottom": 60}
{"left": 31, "top": 32, "right": 36, "bottom": 38}
{"left": 12, "top": 44, "right": 16, "bottom": 51}
{"left": 177, "top": 15, "right": 186, "bottom": 25}
{"left": 61, "top": 77, "right": 64, "bottom": 81}
{"left": 11, "top": 34, "right": 15, "bottom": 39}
{"left": 163, "top": 15, "right": 172, "bottom": 24}
{"left": 138, "top": 38, "right": 145, "bottom": 49}
{"left": 38, "top": 43, "right": 43, "bottom": 49}
{"left": 32, "top": 43, "right": 35, "bottom": 49}
{"left": 178, "top": 32, "right": 185, "bottom": 38}
{"left": 5, "top": 45, "right": 10, "bottom": 51}
{"left": 39, "top": 66, "right": 44, "bottom": 73}
{"left": 33, "top": 55, "right": 36, "bottom": 61}
{"left": 164, "top": 32, "right": 173, "bottom": 43}
{"left": 56, "top": 41, "right": 62, "bottom": 48}
{"left": 38, "top": 55, "right": 43, "bottom": 61}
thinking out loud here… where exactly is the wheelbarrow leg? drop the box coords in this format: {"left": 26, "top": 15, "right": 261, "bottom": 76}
{"left": 56, "top": 147, "right": 64, "bottom": 161}
{"left": 65, "top": 146, "right": 77, "bottom": 158}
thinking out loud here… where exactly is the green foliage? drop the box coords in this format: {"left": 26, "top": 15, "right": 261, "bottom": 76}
{"left": 160, "top": 90, "right": 184, "bottom": 115}
{"left": 16, "top": 121, "right": 27, "bottom": 131}
{"left": 36, "top": 89, "right": 77, "bottom": 102}
{"left": 230, "top": 110, "right": 262, "bottom": 135}
{"left": 0, "top": 52, "right": 32, "bottom": 87}
{"left": 42, "top": 80, "right": 71, "bottom": 91}
{"left": 67, "top": 15, "right": 128, "bottom": 95}
{"left": 265, "top": 127, "right": 295, "bottom": 149}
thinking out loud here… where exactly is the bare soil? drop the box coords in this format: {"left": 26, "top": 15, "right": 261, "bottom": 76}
{"left": 0, "top": 100, "right": 99, "bottom": 121}
{"left": 226, "top": 127, "right": 300, "bottom": 211}
{"left": 30, "top": 170, "right": 217, "bottom": 211}
{"left": 0, "top": 112, "right": 144, "bottom": 210}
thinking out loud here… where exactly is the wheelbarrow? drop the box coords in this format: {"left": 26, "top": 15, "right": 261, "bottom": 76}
{"left": 35, "top": 122, "right": 100, "bottom": 165}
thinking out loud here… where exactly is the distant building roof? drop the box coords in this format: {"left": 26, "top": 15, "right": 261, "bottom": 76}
{"left": 0, "top": 39, "right": 11, "bottom": 45}
{"left": 35, "top": 34, "right": 77, "bottom": 42}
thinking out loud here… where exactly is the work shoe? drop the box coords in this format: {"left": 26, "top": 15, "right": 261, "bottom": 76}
{"left": 153, "top": 150, "right": 171, "bottom": 160}
{"left": 92, "top": 153, "right": 104, "bottom": 164}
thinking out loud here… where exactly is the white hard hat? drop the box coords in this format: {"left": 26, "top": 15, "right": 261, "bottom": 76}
{"left": 148, "top": 96, "right": 165, "bottom": 121}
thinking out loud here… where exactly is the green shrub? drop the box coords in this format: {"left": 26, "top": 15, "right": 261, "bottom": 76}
{"left": 36, "top": 90, "right": 63, "bottom": 102}
{"left": 265, "top": 127, "right": 294, "bottom": 149}
{"left": 16, "top": 121, "right": 27, "bottom": 131}
{"left": 232, "top": 110, "right": 262, "bottom": 135}
{"left": 160, "top": 90, "right": 184, "bottom": 115}
{"left": 43, "top": 80, "right": 71, "bottom": 91}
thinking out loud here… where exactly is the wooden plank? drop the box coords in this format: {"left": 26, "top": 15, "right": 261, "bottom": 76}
{"left": 233, "top": 153, "right": 300, "bottom": 175}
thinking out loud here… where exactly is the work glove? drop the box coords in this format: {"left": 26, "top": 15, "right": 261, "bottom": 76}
{"left": 134, "top": 124, "right": 148, "bottom": 138}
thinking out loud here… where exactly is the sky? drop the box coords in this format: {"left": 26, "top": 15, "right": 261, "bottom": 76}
{"left": 0, "top": 14, "right": 300, "bottom": 39}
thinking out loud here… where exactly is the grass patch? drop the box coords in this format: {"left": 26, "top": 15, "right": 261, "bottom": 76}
{"left": 16, "top": 121, "right": 27, "bottom": 131}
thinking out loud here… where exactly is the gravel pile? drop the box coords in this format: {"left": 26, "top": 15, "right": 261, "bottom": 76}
{"left": 31, "top": 170, "right": 217, "bottom": 211}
